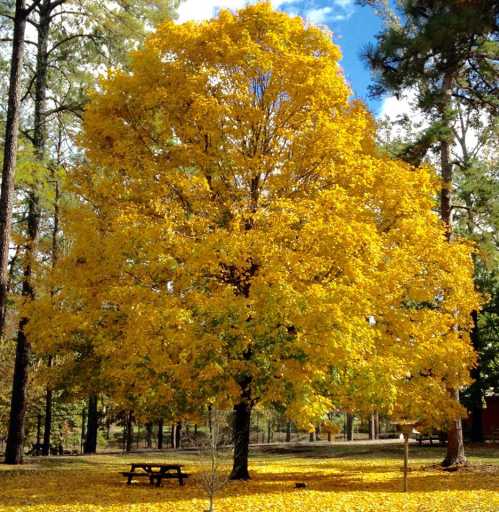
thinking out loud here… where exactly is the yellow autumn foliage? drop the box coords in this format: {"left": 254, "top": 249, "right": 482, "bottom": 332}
{"left": 27, "top": 3, "right": 479, "bottom": 430}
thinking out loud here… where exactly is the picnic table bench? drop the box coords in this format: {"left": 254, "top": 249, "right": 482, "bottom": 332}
{"left": 121, "top": 463, "right": 189, "bottom": 487}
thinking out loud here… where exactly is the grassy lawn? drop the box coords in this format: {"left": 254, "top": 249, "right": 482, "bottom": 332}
{"left": 0, "top": 443, "right": 497, "bottom": 511}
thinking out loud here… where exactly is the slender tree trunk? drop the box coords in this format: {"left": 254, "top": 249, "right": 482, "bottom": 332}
{"left": 230, "top": 400, "right": 252, "bottom": 480}
{"left": 157, "top": 418, "right": 163, "bottom": 449}
{"left": 0, "top": 0, "right": 29, "bottom": 337}
{"left": 145, "top": 422, "right": 152, "bottom": 449}
{"left": 170, "top": 423, "right": 175, "bottom": 448}
{"left": 3, "top": 1, "right": 30, "bottom": 465}
{"left": 125, "top": 411, "right": 133, "bottom": 452}
{"left": 5, "top": 0, "right": 50, "bottom": 465}
{"left": 84, "top": 395, "right": 98, "bottom": 454}
{"left": 286, "top": 421, "right": 291, "bottom": 442}
{"left": 81, "top": 407, "right": 86, "bottom": 453}
{"left": 369, "top": 414, "right": 375, "bottom": 440}
{"left": 346, "top": 413, "right": 354, "bottom": 441}
{"left": 439, "top": 71, "right": 467, "bottom": 467}
{"left": 175, "top": 421, "right": 182, "bottom": 449}
{"left": 42, "top": 356, "right": 53, "bottom": 456}
{"left": 36, "top": 414, "right": 42, "bottom": 455}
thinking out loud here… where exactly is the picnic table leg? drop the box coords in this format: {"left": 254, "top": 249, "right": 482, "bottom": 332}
{"left": 177, "top": 467, "right": 184, "bottom": 486}
{"left": 127, "top": 474, "right": 133, "bottom": 485}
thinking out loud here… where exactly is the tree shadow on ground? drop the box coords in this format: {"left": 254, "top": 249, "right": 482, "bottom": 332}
{"left": 0, "top": 456, "right": 497, "bottom": 508}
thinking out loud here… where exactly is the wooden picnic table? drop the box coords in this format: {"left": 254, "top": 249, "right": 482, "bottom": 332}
{"left": 121, "top": 462, "right": 189, "bottom": 487}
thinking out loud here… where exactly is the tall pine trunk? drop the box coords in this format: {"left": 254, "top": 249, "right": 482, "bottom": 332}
{"left": 439, "top": 71, "right": 467, "bottom": 467}
{"left": 0, "top": 0, "right": 29, "bottom": 337}
{"left": 3, "top": 0, "right": 30, "bottom": 466}
{"left": 5, "top": 0, "right": 50, "bottom": 465}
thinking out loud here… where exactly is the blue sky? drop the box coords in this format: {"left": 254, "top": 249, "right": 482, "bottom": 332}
{"left": 177, "top": 0, "right": 387, "bottom": 114}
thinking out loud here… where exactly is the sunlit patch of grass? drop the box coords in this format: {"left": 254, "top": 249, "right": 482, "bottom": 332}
{"left": 0, "top": 444, "right": 497, "bottom": 511}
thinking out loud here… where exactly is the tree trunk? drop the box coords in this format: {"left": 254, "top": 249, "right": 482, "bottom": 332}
{"left": 0, "top": 0, "right": 29, "bottom": 337}
{"left": 157, "top": 418, "right": 163, "bottom": 449}
{"left": 36, "top": 414, "right": 42, "bottom": 455}
{"left": 84, "top": 395, "right": 98, "bottom": 454}
{"left": 4, "top": 0, "right": 51, "bottom": 465}
{"left": 346, "top": 413, "right": 354, "bottom": 441}
{"left": 368, "top": 414, "right": 375, "bottom": 440}
{"left": 286, "top": 421, "right": 291, "bottom": 442}
{"left": 230, "top": 400, "right": 252, "bottom": 480}
{"left": 170, "top": 423, "right": 175, "bottom": 448}
{"left": 2, "top": 1, "right": 30, "bottom": 466}
{"left": 442, "top": 390, "right": 467, "bottom": 466}
{"left": 41, "top": 355, "right": 53, "bottom": 456}
{"left": 81, "top": 407, "right": 86, "bottom": 453}
{"left": 374, "top": 411, "right": 380, "bottom": 440}
{"left": 438, "top": 71, "right": 467, "bottom": 467}
{"left": 145, "top": 422, "right": 152, "bottom": 448}
{"left": 125, "top": 411, "right": 133, "bottom": 452}
{"left": 175, "top": 421, "right": 182, "bottom": 449}
{"left": 5, "top": 316, "right": 31, "bottom": 464}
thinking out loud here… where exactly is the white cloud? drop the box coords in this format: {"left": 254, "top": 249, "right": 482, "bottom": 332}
{"left": 177, "top": 0, "right": 301, "bottom": 23}
{"left": 305, "top": 6, "right": 333, "bottom": 25}
{"left": 304, "top": 0, "right": 355, "bottom": 25}
{"left": 379, "top": 95, "right": 414, "bottom": 120}
{"left": 378, "top": 91, "right": 428, "bottom": 140}
{"left": 177, "top": 1, "right": 353, "bottom": 25}
{"left": 177, "top": 0, "right": 246, "bottom": 23}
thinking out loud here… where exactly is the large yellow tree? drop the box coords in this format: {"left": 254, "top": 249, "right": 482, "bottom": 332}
{"left": 28, "top": 3, "right": 478, "bottom": 479}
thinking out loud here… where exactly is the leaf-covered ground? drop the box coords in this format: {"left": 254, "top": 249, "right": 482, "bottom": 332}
{"left": 0, "top": 443, "right": 497, "bottom": 511}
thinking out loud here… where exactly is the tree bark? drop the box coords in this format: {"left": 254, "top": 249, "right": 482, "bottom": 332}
{"left": 175, "top": 421, "right": 182, "bottom": 449}
{"left": 81, "top": 406, "right": 86, "bottom": 453}
{"left": 5, "top": 316, "right": 31, "bottom": 463}
{"left": 346, "top": 413, "right": 354, "bottom": 441}
{"left": 125, "top": 411, "right": 133, "bottom": 452}
{"left": 36, "top": 414, "right": 42, "bottom": 455}
{"left": 157, "top": 418, "right": 163, "bottom": 449}
{"left": 230, "top": 400, "right": 252, "bottom": 480}
{"left": 368, "top": 414, "right": 375, "bottom": 440}
{"left": 0, "top": 0, "right": 29, "bottom": 337}
{"left": 4, "top": 0, "right": 50, "bottom": 465}
{"left": 145, "top": 422, "right": 152, "bottom": 448}
{"left": 286, "top": 421, "right": 291, "bottom": 442}
{"left": 3, "top": 0, "right": 30, "bottom": 466}
{"left": 42, "top": 357, "right": 53, "bottom": 456}
{"left": 439, "top": 71, "right": 467, "bottom": 467}
{"left": 84, "top": 394, "right": 98, "bottom": 454}
{"left": 442, "top": 389, "right": 467, "bottom": 466}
